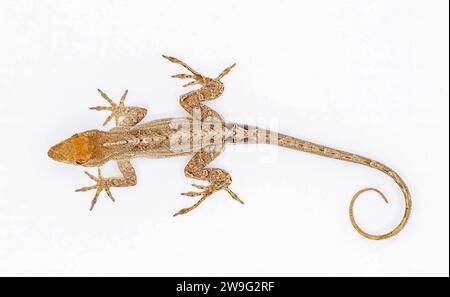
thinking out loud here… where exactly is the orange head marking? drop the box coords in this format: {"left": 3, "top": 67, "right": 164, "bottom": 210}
{"left": 48, "top": 130, "right": 105, "bottom": 166}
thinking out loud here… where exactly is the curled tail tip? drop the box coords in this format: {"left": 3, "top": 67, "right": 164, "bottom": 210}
{"left": 349, "top": 187, "right": 411, "bottom": 240}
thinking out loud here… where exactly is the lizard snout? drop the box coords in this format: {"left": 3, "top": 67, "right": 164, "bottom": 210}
{"left": 48, "top": 143, "right": 64, "bottom": 162}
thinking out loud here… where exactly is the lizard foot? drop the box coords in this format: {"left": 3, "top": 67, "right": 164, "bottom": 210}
{"left": 75, "top": 168, "right": 116, "bottom": 211}
{"left": 174, "top": 183, "right": 243, "bottom": 216}
{"left": 90, "top": 89, "right": 129, "bottom": 126}
{"left": 162, "top": 55, "right": 235, "bottom": 87}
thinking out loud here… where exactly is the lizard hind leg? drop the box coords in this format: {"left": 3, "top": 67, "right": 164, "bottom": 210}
{"left": 163, "top": 55, "right": 236, "bottom": 124}
{"left": 162, "top": 54, "right": 236, "bottom": 92}
{"left": 215, "top": 63, "right": 236, "bottom": 81}
{"left": 163, "top": 55, "right": 241, "bottom": 216}
{"left": 174, "top": 151, "right": 243, "bottom": 217}
{"left": 162, "top": 55, "right": 204, "bottom": 87}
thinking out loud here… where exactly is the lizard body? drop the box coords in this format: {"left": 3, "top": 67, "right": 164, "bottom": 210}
{"left": 48, "top": 55, "right": 411, "bottom": 240}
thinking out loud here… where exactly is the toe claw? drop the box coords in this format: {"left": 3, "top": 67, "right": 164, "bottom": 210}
{"left": 89, "top": 187, "right": 102, "bottom": 211}
{"left": 172, "top": 74, "right": 194, "bottom": 79}
{"left": 216, "top": 63, "right": 236, "bottom": 80}
{"left": 90, "top": 106, "right": 112, "bottom": 111}
{"left": 181, "top": 191, "right": 202, "bottom": 197}
{"left": 75, "top": 185, "right": 97, "bottom": 192}
{"left": 162, "top": 55, "right": 201, "bottom": 76}
{"left": 104, "top": 186, "right": 116, "bottom": 202}
{"left": 173, "top": 207, "right": 190, "bottom": 217}
{"left": 97, "top": 89, "right": 116, "bottom": 106}
{"left": 182, "top": 81, "right": 198, "bottom": 88}
{"left": 102, "top": 113, "right": 115, "bottom": 126}
{"left": 84, "top": 171, "right": 98, "bottom": 181}
{"left": 191, "top": 184, "right": 207, "bottom": 190}
{"left": 225, "top": 187, "right": 244, "bottom": 205}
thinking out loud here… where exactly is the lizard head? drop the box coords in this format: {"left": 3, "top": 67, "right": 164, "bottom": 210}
{"left": 48, "top": 130, "right": 108, "bottom": 167}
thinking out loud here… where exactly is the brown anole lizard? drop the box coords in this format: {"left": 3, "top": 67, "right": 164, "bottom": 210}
{"left": 48, "top": 55, "right": 411, "bottom": 240}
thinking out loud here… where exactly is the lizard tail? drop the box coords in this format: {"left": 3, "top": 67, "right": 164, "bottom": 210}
{"left": 276, "top": 133, "right": 411, "bottom": 240}
{"left": 225, "top": 123, "right": 411, "bottom": 240}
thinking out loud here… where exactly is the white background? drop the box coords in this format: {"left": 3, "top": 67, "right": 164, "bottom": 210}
{"left": 0, "top": 0, "right": 448, "bottom": 277}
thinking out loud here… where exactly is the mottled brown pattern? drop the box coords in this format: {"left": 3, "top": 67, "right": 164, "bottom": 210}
{"left": 48, "top": 56, "right": 411, "bottom": 240}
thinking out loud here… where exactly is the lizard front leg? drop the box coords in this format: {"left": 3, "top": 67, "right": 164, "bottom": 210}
{"left": 75, "top": 160, "right": 137, "bottom": 210}
{"left": 90, "top": 89, "right": 147, "bottom": 128}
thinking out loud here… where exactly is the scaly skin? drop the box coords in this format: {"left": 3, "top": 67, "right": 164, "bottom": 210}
{"left": 48, "top": 55, "right": 411, "bottom": 240}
